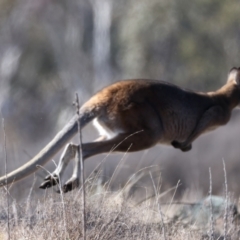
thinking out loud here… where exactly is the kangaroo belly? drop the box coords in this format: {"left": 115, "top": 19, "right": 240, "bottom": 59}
{"left": 161, "top": 114, "right": 197, "bottom": 143}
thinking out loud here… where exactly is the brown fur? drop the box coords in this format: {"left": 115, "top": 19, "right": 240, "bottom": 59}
{"left": 1, "top": 67, "right": 240, "bottom": 192}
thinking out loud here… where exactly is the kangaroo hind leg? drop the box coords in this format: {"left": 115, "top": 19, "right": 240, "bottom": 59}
{"left": 39, "top": 136, "right": 107, "bottom": 191}
{"left": 62, "top": 130, "right": 159, "bottom": 193}
{"left": 39, "top": 143, "right": 78, "bottom": 189}
{"left": 62, "top": 135, "right": 107, "bottom": 193}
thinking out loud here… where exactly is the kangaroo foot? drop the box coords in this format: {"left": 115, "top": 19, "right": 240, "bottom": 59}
{"left": 62, "top": 177, "right": 80, "bottom": 193}
{"left": 39, "top": 174, "right": 60, "bottom": 189}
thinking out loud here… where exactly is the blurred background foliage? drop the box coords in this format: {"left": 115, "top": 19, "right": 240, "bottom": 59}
{"left": 0, "top": 0, "right": 240, "bottom": 199}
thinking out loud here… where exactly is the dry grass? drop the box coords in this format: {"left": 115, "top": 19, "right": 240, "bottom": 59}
{"left": 0, "top": 179, "right": 239, "bottom": 240}
{"left": 1, "top": 113, "right": 240, "bottom": 239}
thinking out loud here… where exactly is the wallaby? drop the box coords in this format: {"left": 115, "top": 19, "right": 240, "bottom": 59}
{"left": 0, "top": 67, "right": 240, "bottom": 192}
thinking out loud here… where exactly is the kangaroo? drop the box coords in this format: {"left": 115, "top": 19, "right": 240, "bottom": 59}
{"left": 0, "top": 67, "right": 240, "bottom": 192}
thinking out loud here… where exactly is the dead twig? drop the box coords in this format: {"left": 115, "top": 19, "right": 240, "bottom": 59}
{"left": 208, "top": 168, "right": 214, "bottom": 240}
{"left": 2, "top": 118, "right": 10, "bottom": 240}
{"left": 223, "top": 159, "right": 228, "bottom": 240}
{"left": 75, "top": 93, "right": 86, "bottom": 240}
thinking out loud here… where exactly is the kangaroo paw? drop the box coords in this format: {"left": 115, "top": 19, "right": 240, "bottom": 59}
{"left": 171, "top": 141, "right": 192, "bottom": 152}
{"left": 180, "top": 144, "right": 192, "bottom": 152}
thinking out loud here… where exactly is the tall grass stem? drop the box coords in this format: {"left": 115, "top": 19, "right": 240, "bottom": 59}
{"left": 75, "top": 93, "right": 86, "bottom": 240}
{"left": 2, "top": 118, "right": 10, "bottom": 240}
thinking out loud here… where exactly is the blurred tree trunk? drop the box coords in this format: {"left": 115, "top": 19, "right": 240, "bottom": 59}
{"left": 91, "top": 0, "right": 112, "bottom": 91}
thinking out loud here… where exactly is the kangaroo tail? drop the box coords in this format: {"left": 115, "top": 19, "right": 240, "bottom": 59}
{"left": 0, "top": 107, "right": 97, "bottom": 187}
